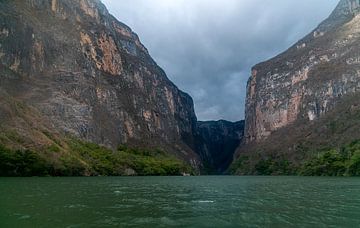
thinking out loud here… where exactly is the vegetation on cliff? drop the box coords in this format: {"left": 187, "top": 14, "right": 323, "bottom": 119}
{"left": 232, "top": 92, "right": 360, "bottom": 176}
{"left": 231, "top": 140, "right": 360, "bottom": 176}
{"left": 299, "top": 140, "right": 360, "bottom": 176}
{"left": 0, "top": 139, "right": 192, "bottom": 177}
{"left": 234, "top": 1, "right": 360, "bottom": 177}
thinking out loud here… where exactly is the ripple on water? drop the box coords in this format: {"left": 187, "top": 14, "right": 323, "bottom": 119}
{"left": 160, "top": 216, "right": 177, "bottom": 226}
{"left": 1, "top": 176, "right": 360, "bottom": 227}
{"left": 192, "top": 200, "right": 215, "bottom": 203}
{"left": 63, "top": 204, "right": 88, "bottom": 209}
{"left": 13, "top": 213, "right": 31, "bottom": 220}
{"left": 19, "top": 215, "right": 31, "bottom": 220}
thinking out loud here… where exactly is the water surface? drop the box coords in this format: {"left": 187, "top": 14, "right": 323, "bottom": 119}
{"left": 0, "top": 176, "right": 359, "bottom": 227}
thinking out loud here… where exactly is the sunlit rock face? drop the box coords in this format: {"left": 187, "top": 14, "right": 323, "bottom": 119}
{"left": 245, "top": 0, "right": 360, "bottom": 143}
{"left": 0, "top": 0, "right": 200, "bottom": 165}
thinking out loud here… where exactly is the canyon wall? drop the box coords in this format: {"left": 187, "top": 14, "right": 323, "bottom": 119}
{"left": 232, "top": 0, "right": 360, "bottom": 174}
{"left": 245, "top": 0, "right": 360, "bottom": 143}
{"left": 0, "top": 0, "right": 200, "bottom": 167}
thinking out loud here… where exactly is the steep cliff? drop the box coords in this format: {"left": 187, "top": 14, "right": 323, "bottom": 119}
{"left": 245, "top": 0, "right": 360, "bottom": 142}
{"left": 196, "top": 120, "right": 244, "bottom": 174}
{"left": 0, "top": 0, "right": 201, "bottom": 172}
{"left": 234, "top": 0, "right": 360, "bottom": 174}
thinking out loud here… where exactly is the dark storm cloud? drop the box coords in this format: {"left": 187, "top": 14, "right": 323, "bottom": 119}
{"left": 102, "top": 0, "right": 339, "bottom": 121}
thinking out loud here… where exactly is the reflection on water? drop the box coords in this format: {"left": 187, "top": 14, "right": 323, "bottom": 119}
{"left": 0, "top": 176, "right": 360, "bottom": 227}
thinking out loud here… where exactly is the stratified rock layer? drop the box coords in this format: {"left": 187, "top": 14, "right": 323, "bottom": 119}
{"left": 245, "top": 0, "right": 360, "bottom": 143}
{"left": 0, "top": 0, "right": 200, "bottom": 166}
{"left": 233, "top": 0, "right": 360, "bottom": 174}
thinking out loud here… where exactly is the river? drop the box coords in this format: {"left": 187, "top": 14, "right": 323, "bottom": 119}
{"left": 1, "top": 176, "right": 359, "bottom": 227}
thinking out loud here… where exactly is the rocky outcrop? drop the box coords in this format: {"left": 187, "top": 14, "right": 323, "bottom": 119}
{"left": 245, "top": 0, "right": 360, "bottom": 143}
{"left": 0, "top": 0, "right": 200, "bottom": 167}
{"left": 233, "top": 0, "right": 360, "bottom": 175}
{"left": 196, "top": 120, "right": 244, "bottom": 174}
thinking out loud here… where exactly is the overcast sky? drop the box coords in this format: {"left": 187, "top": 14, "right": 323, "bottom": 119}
{"left": 102, "top": 0, "right": 339, "bottom": 121}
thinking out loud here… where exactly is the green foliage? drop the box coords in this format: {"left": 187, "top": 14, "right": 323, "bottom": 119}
{"left": 1, "top": 131, "right": 25, "bottom": 144}
{"left": 47, "top": 144, "right": 61, "bottom": 153}
{"left": 348, "top": 151, "right": 360, "bottom": 176}
{"left": 299, "top": 140, "right": 360, "bottom": 176}
{"left": 229, "top": 156, "right": 249, "bottom": 174}
{"left": 254, "top": 158, "right": 293, "bottom": 175}
{"left": 0, "top": 145, "right": 51, "bottom": 176}
{"left": 67, "top": 139, "right": 192, "bottom": 176}
{"left": 230, "top": 155, "right": 294, "bottom": 175}
{"left": 299, "top": 150, "right": 347, "bottom": 176}
{"left": 231, "top": 140, "right": 360, "bottom": 176}
{"left": 42, "top": 130, "right": 62, "bottom": 146}
{"left": 68, "top": 140, "right": 115, "bottom": 175}
{"left": 0, "top": 139, "right": 193, "bottom": 177}
{"left": 57, "top": 156, "right": 87, "bottom": 177}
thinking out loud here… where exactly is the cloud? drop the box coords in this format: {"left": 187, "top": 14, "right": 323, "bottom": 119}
{"left": 102, "top": 0, "right": 339, "bottom": 121}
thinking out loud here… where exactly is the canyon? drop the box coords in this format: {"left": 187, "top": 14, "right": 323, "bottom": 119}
{"left": 1, "top": 0, "right": 359, "bottom": 176}
{"left": 0, "top": 0, "right": 242, "bottom": 175}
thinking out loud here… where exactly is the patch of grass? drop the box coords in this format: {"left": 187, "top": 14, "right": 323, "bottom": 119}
{"left": 42, "top": 130, "right": 63, "bottom": 146}
{"left": 1, "top": 131, "right": 25, "bottom": 144}
{"left": 47, "top": 144, "right": 61, "bottom": 153}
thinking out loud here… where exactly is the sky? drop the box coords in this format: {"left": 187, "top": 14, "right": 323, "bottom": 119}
{"left": 102, "top": 0, "right": 339, "bottom": 121}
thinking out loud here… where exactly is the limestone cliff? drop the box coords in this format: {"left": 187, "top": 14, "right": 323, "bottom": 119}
{"left": 234, "top": 0, "right": 360, "bottom": 174}
{"left": 0, "top": 0, "right": 200, "bottom": 168}
{"left": 245, "top": 0, "right": 360, "bottom": 143}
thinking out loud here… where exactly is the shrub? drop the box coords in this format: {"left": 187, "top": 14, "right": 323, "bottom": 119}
{"left": 0, "top": 139, "right": 193, "bottom": 177}
{"left": 68, "top": 139, "right": 192, "bottom": 176}
{"left": 299, "top": 141, "right": 360, "bottom": 176}
{"left": 0, "top": 145, "right": 51, "bottom": 176}
{"left": 254, "top": 158, "right": 293, "bottom": 175}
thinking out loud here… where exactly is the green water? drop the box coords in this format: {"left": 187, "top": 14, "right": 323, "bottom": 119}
{"left": 0, "top": 177, "right": 360, "bottom": 227}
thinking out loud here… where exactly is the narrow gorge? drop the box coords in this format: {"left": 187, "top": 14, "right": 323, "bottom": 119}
{"left": 0, "top": 0, "right": 243, "bottom": 175}
{"left": 1, "top": 0, "right": 360, "bottom": 176}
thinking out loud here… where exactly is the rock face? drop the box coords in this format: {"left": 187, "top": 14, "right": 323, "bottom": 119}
{"left": 245, "top": 0, "right": 360, "bottom": 143}
{"left": 232, "top": 0, "right": 360, "bottom": 175}
{"left": 196, "top": 120, "right": 244, "bottom": 174}
{"left": 0, "top": 0, "right": 200, "bottom": 166}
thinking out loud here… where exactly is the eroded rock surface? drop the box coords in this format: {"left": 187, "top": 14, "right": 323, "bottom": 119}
{"left": 231, "top": 0, "right": 360, "bottom": 175}
{"left": 245, "top": 0, "right": 360, "bottom": 143}
{"left": 0, "top": 0, "right": 200, "bottom": 167}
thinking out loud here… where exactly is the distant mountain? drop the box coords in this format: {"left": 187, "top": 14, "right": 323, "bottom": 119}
{"left": 232, "top": 0, "right": 360, "bottom": 175}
